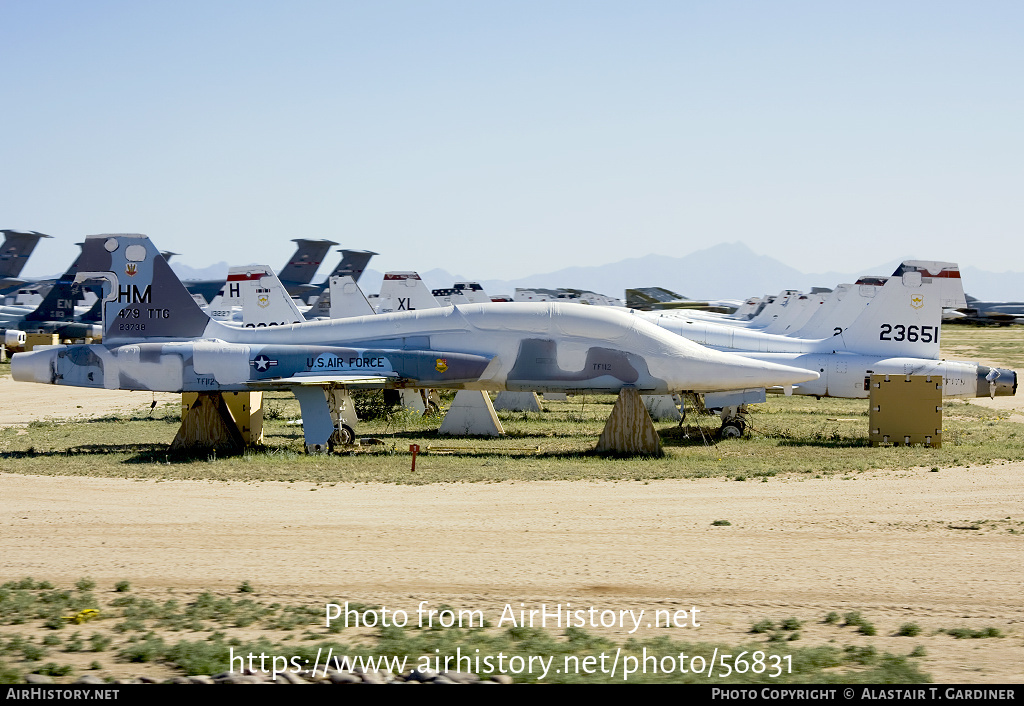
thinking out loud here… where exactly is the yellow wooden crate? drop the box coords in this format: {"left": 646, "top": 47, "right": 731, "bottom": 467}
{"left": 868, "top": 374, "right": 942, "bottom": 448}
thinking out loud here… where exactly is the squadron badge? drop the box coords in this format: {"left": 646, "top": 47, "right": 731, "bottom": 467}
{"left": 435, "top": 358, "right": 448, "bottom": 373}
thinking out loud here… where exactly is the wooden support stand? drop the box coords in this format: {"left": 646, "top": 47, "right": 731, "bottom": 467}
{"left": 596, "top": 388, "right": 662, "bottom": 455}
{"left": 868, "top": 374, "right": 942, "bottom": 448}
{"left": 173, "top": 392, "right": 264, "bottom": 452}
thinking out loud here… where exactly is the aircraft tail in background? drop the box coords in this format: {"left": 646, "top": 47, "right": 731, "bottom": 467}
{"left": 0, "top": 230, "right": 52, "bottom": 290}
{"left": 277, "top": 238, "right": 337, "bottom": 288}
{"left": 432, "top": 282, "right": 492, "bottom": 306}
{"left": 21, "top": 277, "right": 80, "bottom": 324}
{"left": 325, "top": 249, "right": 377, "bottom": 282}
{"left": 374, "top": 272, "right": 440, "bottom": 313}
{"left": 323, "top": 276, "right": 376, "bottom": 319}
{"left": 231, "top": 265, "right": 305, "bottom": 327}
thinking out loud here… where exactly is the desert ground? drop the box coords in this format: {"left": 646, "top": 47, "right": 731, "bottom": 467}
{"left": 0, "top": 374, "right": 1021, "bottom": 683}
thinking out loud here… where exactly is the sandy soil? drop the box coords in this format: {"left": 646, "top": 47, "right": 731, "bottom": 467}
{"left": 1, "top": 375, "right": 1021, "bottom": 683}
{"left": 0, "top": 376, "right": 179, "bottom": 426}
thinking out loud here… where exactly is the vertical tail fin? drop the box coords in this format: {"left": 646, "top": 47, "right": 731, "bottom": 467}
{"left": 325, "top": 275, "right": 375, "bottom": 318}
{"left": 453, "top": 282, "right": 491, "bottom": 304}
{"left": 0, "top": 230, "right": 52, "bottom": 278}
{"left": 277, "top": 238, "right": 337, "bottom": 287}
{"left": 326, "top": 249, "right": 377, "bottom": 282}
{"left": 837, "top": 261, "right": 962, "bottom": 358}
{"left": 230, "top": 265, "right": 305, "bottom": 327}
{"left": 22, "top": 278, "right": 80, "bottom": 323}
{"left": 375, "top": 272, "right": 439, "bottom": 313}
{"left": 79, "top": 296, "right": 102, "bottom": 323}
{"left": 75, "top": 234, "right": 211, "bottom": 341}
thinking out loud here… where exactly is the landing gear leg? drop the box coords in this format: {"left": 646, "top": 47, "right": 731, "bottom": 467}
{"left": 292, "top": 386, "right": 360, "bottom": 453}
{"left": 327, "top": 388, "right": 359, "bottom": 450}
{"left": 718, "top": 404, "right": 750, "bottom": 438}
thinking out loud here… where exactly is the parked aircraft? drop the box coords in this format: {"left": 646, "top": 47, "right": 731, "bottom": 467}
{"left": 514, "top": 287, "right": 624, "bottom": 306}
{"left": 432, "top": 282, "right": 492, "bottom": 307}
{"left": 11, "top": 234, "right": 819, "bottom": 451}
{"left": 0, "top": 271, "right": 102, "bottom": 343}
{"left": 297, "top": 249, "right": 377, "bottom": 304}
{"left": 370, "top": 272, "right": 440, "bottom": 313}
{"left": 184, "top": 239, "right": 338, "bottom": 304}
{"left": 202, "top": 265, "right": 307, "bottom": 327}
{"left": 954, "top": 295, "right": 1024, "bottom": 325}
{"left": 626, "top": 287, "right": 739, "bottom": 314}
{"left": 640, "top": 262, "right": 1015, "bottom": 422}
{"left": 314, "top": 276, "right": 377, "bottom": 319}
{"left": 0, "top": 230, "right": 53, "bottom": 295}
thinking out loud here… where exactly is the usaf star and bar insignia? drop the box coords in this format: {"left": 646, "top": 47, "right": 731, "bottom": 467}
{"left": 251, "top": 354, "right": 278, "bottom": 372}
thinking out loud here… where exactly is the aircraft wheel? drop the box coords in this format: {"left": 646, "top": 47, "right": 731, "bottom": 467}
{"left": 329, "top": 425, "right": 356, "bottom": 449}
{"left": 719, "top": 420, "right": 745, "bottom": 439}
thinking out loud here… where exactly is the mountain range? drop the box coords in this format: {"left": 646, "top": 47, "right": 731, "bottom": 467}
{"left": 171, "top": 242, "right": 1022, "bottom": 303}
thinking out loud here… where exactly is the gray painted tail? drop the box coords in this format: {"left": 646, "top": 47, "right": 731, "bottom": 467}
{"left": 277, "top": 238, "right": 337, "bottom": 287}
{"left": 0, "top": 230, "right": 52, "bottom": 278}
{"left": 327, "top": 249, "right": 377, "bottom": 282}
{"left": 76, "top": 234, "right": 211, "bottom": 342}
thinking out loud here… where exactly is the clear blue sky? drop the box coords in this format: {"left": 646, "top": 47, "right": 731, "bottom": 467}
{"left": 3, "top": 1, "right": 1022, "bottom": 279}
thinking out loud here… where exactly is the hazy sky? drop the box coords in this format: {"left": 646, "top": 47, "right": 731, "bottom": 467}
{"left": 3, "top": 1, "right": 1022, "bottom": 280}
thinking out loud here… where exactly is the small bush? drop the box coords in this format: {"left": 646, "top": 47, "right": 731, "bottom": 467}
{"left": 35, "top": 662, "right": 73, "bottom": 677}
{"left": 824, "top": 611, "right": 839, "bottom": 624}
{"left": 237, "top": 581, "right": 254, "bottom": 594}
{"left": 897, "top": 622, "right": 922, "bottom": 637}
{"left": 118, "top": 636, "right": 167, "bottom": 663}
{"left": 711, "top": 519, "right": 731, "bottom": 526}
{"left": 43, "top": 616, "right": 65, "bottom": 631}
{"left": 944, "top": 627, "right": 1003, "bottom": 639}
{"left": 76, "top": 578, "right": 97, "bottom": 592}
{"left": 88, "top": 634, "right": 111, "bottom": 652}
{"left": 842, "top": 611, "right": 865, "bottom": 627}
{"left": 113, "top": 619, "right": 146, "bottom": 633}
{"left": 63, "top": 633, "right": 84, "bottom": 653}
{"left": 910, "top": 645, "right": 927, "bottom": 658}
{"left": 781, "top": 617, "right": 803, "bottom": 631}
{"left": 1, "top": 662, "right": 21, "bottom": 683}
{"left": 114, "top": 581, "right": 131, "bottom": 593}
{"left": 751, "top": 619, "right": 775, "bottom": 634}
{"left": 844, "top": 644, "right": 878, "bottom": 666}
{"left": 22, "top": 644, "right": 46, "bottom": 661}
